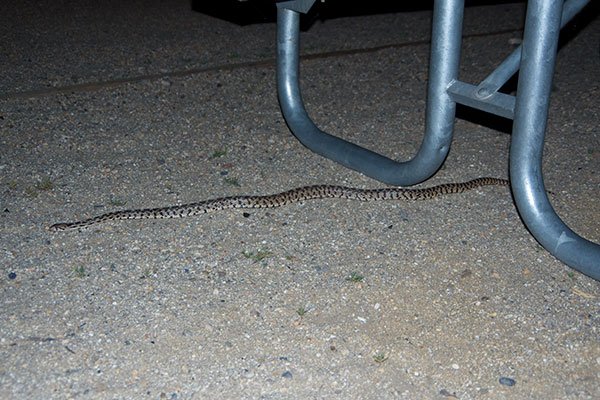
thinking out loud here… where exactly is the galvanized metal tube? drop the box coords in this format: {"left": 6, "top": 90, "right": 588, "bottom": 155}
{"left": 422, "top": 0, "right": 464, "bottom": 164}
{"left": 510, "top": 0, "right": 600, "bottom": 280}
{"left": 276, "top": 1, "right": 464, "bottom": 185}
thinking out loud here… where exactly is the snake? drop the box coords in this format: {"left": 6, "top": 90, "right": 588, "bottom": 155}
{"left": 47, "top": 177, "right": 508, "bottom": 232}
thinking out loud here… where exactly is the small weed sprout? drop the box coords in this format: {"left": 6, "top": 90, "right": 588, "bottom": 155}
{"left": 224, "top": 177, "right": 240, "bottom": 187}
{"left": 242, "top": 250, "right": 273, "bottom": 263}
{"left": 24, "top": 176, "right": 54, "bottom": 198}
{"left": 109, "top": 198, "right": 127, "bottom": 206}
{"left": 212, "top": 148, "right": 227, "bottom": 158}
{"left": 73, "top": 266, "right": 86, "bottom": 278}
{"left": 346, "top": 272, "right": 364, "bottom": 283}
{"left": 35, "top": 176, "right": 53, "bottom": 191}
{"left": 109, "top": 198, "right": 127, "bottom": 207}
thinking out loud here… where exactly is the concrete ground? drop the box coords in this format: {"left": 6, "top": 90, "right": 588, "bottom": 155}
{"left": 1, "top": 1, "right": 599, "bottom": 398}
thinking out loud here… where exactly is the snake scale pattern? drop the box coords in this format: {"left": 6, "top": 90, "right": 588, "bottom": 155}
{"left": 47, "top": 177, "right": 508, "bottom": 232}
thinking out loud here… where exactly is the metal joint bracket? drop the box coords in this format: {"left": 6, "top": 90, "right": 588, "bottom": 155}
{"left": 447, "top": 81, "right": 515, "bottom": 119}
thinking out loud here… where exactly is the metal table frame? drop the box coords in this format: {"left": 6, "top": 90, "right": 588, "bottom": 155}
{"left": 275, "top": 0, "right": 600, "bottom": 280}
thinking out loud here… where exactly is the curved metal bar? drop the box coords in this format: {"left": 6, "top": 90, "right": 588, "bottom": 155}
{"left": 510, "top": 0, "right": 600, "bottom": 280}
{"left": 276, "top": 0, "right": 465, "bottom": 186}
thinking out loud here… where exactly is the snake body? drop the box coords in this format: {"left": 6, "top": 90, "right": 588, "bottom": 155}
{"left": 47, "top": 177, "right": 508, "bottom": 232}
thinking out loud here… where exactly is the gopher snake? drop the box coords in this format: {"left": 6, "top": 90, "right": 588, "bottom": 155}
{"left": 47, "top": 177, "right": 508, "bottom": 232}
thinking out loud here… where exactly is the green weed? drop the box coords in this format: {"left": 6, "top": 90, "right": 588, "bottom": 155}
{"left": 242, "top": 250, "right": 273, "bottom": 263}
{"left": 73, "top": 266, "right": 86, "bottom": 278}
{"left": 211, "top": 148, "right": 227, "bottom": 158}
{"left": 345, "top": 272, "right": 364, "bottom": 283}
{"left": 224, "top": 177, "right": 240, "bottom": 187}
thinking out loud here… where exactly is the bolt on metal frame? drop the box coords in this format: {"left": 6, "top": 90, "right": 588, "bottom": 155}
{"left": 275, "top": 0, "right": 599, "bottom": 280}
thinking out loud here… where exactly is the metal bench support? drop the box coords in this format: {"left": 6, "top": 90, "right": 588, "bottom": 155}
{"left": 276, "top": 0, "right": 599, "bottom": 280}
{"left": 510, "top": 0, "right": 599, "bottom": 279}
{"left": 277, "top": 1, "right": 464, "bottom": 186}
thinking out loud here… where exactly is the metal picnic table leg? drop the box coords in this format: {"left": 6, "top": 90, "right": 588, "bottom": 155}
{"left": 276, "top": 0, "right": 466, "bottom": 186}
{"left": 510, "top": 0, "right": 600, "bottom": 280}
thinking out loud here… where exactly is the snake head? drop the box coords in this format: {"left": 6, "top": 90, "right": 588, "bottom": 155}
{"left": 46, "top": 223, "right": 69, "bottom": 232}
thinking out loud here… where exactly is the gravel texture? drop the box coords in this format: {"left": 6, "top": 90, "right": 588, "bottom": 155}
{"left": 1, "top": 1, "right": 599, "bottom": 399}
